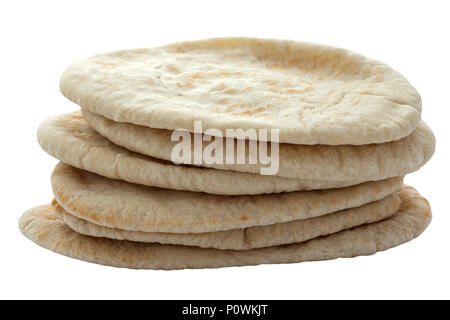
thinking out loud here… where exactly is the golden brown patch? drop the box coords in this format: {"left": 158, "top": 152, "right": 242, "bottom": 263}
{"left": 165, "top": 64, "right": 180, "bottom": 73}
{"left": 185, "top": 72, "right": 206, "bottom": 80}
{"left": 271, "top": 63, "right": 290, "bottom": 70}
{"left": 225, "top": 88, "right": 237, "bottom": 94}
{"left": 266, "top": 79, "right": 279, "bottom": 86}
{"left": 217, "top": 97, "right": 229, "bottom": 104}
{"left": 51, "top": 199, "right": 59, "bottom": 207}
{"left": 310, "top": 200, "right": 319, "bottom": 209}
{"left": 216, "top": 71, "right": 242, "bottom": 76}
{"left": 208, "top": 217, "right": 217, "bottom": 224}
{"left": 240, "top": 215, "right": 249, "bottom": 221}
{"left": 213, "top": 83, "right": 226, "bottom": 90}
{"left": 176, "top": 81, "right": 193, "bottom": 88}
{"left": 286, "top": 88, "right": 303, "bottom": 93}
{"left": 288, "top": 58, "right": 299, "bottom": 65}
{"left": 225, "top": 104, "right": 237, "bottom": 112}
{"left": 374, "top": 75, "right": 383, "bottom": 82}
{"left": 233, "top": 106, "right": 266, "bottom": 116}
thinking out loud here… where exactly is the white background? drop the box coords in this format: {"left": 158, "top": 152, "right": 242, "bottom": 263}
{"left": 1, "top": 0, "right": 448, "bottom": 299}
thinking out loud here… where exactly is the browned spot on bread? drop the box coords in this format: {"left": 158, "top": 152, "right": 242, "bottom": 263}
{"left": 217, "top": 97, "right": 229, "bottom": 104}
{"left": 225, "top": 88, "right": 237, "bottom": 94}
{"left": 233, "top": 106, "right": 266, "bottom": 116}
{"left": 209, "top": 217, "right": 217, "bottom": 224}
{"left": 185, "top": 72, "right": 206, "bottom": 80}
{"left": 165, "top": 64, "right": 180, "bottom": 73}
{"left": 216, "top": 71, "right": 242, "bottom": 76}
{"left": 225, "top": 104, "right": 237, "bottom": 112}
{"left": 374, "top": 75, "right": 383, "bottom": 82}
{"left": 310, "top": 200, "right": 319, "bottom": 209}
{"left": 286, "top": 88, "right": 303, "bottom": 93}
{"left": 266, "top": 79, "right": 279, "bottom": 86}
{"left": 240, "top": 215, "right": 249, "bottom": 221}
{"left": 296, "top": 64, "right": 308, "bottom": 72}
{"left": 176, "top": 81, "right": 193, "bottom": 88}
{"left": 51, "top": 199, "right": 59, "bottom": 208}
{"left": 271, "top": 63, "right": 290, "bottom": 70}
{"left": 213, "top": 83, "right": 226, "bottom": 90}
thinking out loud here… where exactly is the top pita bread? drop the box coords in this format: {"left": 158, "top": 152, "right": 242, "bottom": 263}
{"left": 60, "top": 38, "right": 421, "bottom": 145}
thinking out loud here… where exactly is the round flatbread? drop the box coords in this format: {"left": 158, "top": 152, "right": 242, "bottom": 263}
{"left": 19, "top": 187, "right": 431, "bottom": 270}
{"left": 83, "top": 109, "right": 435, "bottom": 181}
{"left": 38, "top": 112, "right": 379, "bottom": 195}
{"left": 54, "top": 193, "right": 400, "bottom": 250}
{"left": 60, "top": 38, "right": 421, "bottom": 145}
{"left": 52, "top": 163, "right": 403, "bottom": 233}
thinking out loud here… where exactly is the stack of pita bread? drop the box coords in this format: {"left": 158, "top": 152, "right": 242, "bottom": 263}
{"left": 19, "top": 38, "right": 435, "bottom": 270}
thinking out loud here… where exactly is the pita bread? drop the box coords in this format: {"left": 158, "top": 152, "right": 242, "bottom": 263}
{"left": 38, "top": 112, "right": 380, "bottom": 195}
{"left": 19, "top": 186, "right": 431, "bottom": 270}
{"left": 60, "top": 38, "right": 421, "bottom": 145}
{"left": 52, "top": 163, "right": 403, "bottom": 233}
{"left": 54, "top": 193, "right": 400, "bottom": 250}
{"left": 83, "top": 109, "right": 435, "bottom": 181}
